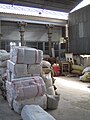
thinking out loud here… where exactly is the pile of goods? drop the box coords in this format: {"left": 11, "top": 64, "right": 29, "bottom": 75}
{"left": 6, "top": 46, "right": 47, "bottom": 114}
{"left": 5, "top": 46, "right": 60, "bottom": 114}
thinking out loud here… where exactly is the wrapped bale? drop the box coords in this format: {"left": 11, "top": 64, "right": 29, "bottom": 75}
{"left": 13, "top": 94, "right": 47, "bottom": 114}
{"left": 27, "top": 64, "right": 42, "bottom": 76}
{"left": 10, "top": 76, "right": 46, "bottom": 100}
{"left": 21, "top": 105, "right": 56, "bottom": 120}
{"left": 6, "top": 81, "right": 14, "bottom": 108}
{"left": 7, "top": 60, "right": 27, "bottom": 78}
{"left": 10, "top": 46, "right": 43, "bottom": 64}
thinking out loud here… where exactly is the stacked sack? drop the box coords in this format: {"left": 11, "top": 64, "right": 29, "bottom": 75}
{"left": 71, "top": 64, "right": 84, "bottom": 76}
{"left": 41, "top": 60, "right": 60, "bottom": 110}
{"left": 6, "top": 46, "right": 47, "bottom": 114}
{"left": 0, "top": 50, "right": 10, "bottom": 99}
{"left": 80, "top": 66, "right": 90, "bottom": 82}
{"left": 0, "top": 50, "right": 10, "bottom": 79}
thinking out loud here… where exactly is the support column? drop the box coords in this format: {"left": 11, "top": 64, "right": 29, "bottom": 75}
{"left": 65, "top": 24, "right": 69, "bottom": 52}
{"left": 18, "top": 22, "right": 27, "bottom": 46}
{"left": 46, "top": 25, "right": 53, "bottom": 56}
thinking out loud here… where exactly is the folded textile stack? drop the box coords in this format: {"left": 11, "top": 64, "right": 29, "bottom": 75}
{"left": 6, "top": 46, "right": 47, "bottom": 114}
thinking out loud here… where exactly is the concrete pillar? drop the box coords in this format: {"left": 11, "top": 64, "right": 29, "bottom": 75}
{"left": 18, "top": 22, "right": 27, "bottom": 46}
{"left": 46, "top": 25, "right": 53, "bottom": 56}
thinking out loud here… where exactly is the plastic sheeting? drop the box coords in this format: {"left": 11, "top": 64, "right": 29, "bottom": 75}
{"left": 21, "top": 105, "right": 56, "bottom": 120}
{"left": 10, "top": 46, "right": 43, "bottom": 64}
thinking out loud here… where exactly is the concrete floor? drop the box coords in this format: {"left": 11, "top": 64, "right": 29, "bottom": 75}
{"left": 0, "top": 76, "right": 90, "bottom": 120}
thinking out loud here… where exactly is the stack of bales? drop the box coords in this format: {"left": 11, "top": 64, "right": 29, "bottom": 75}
{"left": 41, "top": 60, "right": 60, "bottom": 109}
{"left": 6, "top": 46, "right": 47, "bottom": 114}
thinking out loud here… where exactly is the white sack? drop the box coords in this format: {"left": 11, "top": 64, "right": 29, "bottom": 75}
{"left": 7, "top": 60, "right": 27, "bottom": 77}
{"left": 41, "top": 72, "right": 52, "bottom": 88}
{"left": 21, "top": 105, "right": 56, "bottom": 120}
{"left": 10, "top": 46, "right": 43, "bottom": 64}
{"left": 40, "top": 60, "right": 51, "bottom": 68}
{"left": 13, "top": 94, "right": 47, "bottom": 114}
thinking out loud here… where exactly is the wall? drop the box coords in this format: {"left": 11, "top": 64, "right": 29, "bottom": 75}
{"left": 1, "top": 21, "right": 62, "bottom": 42}
{"left": 1, "top": 21, "right": 63, "bottom": 55}
{"left": 69, "top": 5, "right": 90, "bottom": 55}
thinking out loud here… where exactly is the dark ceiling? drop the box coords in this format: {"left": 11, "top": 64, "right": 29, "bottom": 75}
{"left": 0, "top": 0, "right": 83, "bottom": 12}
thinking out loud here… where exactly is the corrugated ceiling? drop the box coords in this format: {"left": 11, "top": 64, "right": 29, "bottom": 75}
{"left": 0, "top": 0, "right": 83, "bottom": 12}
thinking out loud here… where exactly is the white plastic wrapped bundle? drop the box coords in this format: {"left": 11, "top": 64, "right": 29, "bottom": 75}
{"left": 10, "top": 46, "right": 43, "bottom": 64}
{"left": 7, "top": 60, "right": 27, "bottom": 77}
{"left": 6, "top": 81, "right": 14, "bottom": 108}
{"left": 13, "top": 94, "right": 47, "bottom": 114}
{"left": 27, "top": 64, "right": 42, "bottom": 76}
{"left": 21, "top": 105, "right": 56, "bottom": 120}
{"left": 11, "top": 76, "right": 46, "bottom": 100}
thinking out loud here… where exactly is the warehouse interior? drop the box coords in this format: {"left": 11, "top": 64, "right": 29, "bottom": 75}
{"left": 0, "top": 0, "right": 90, "bottom": 120}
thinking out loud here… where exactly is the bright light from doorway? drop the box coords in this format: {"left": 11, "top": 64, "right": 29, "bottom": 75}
{"left": 70, "top": 0, "right": 90, "bottom": 13}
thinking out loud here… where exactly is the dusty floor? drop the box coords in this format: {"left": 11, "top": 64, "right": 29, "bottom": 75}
{"left": 0, "top": 76, "right": 90, "bottom": 120}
